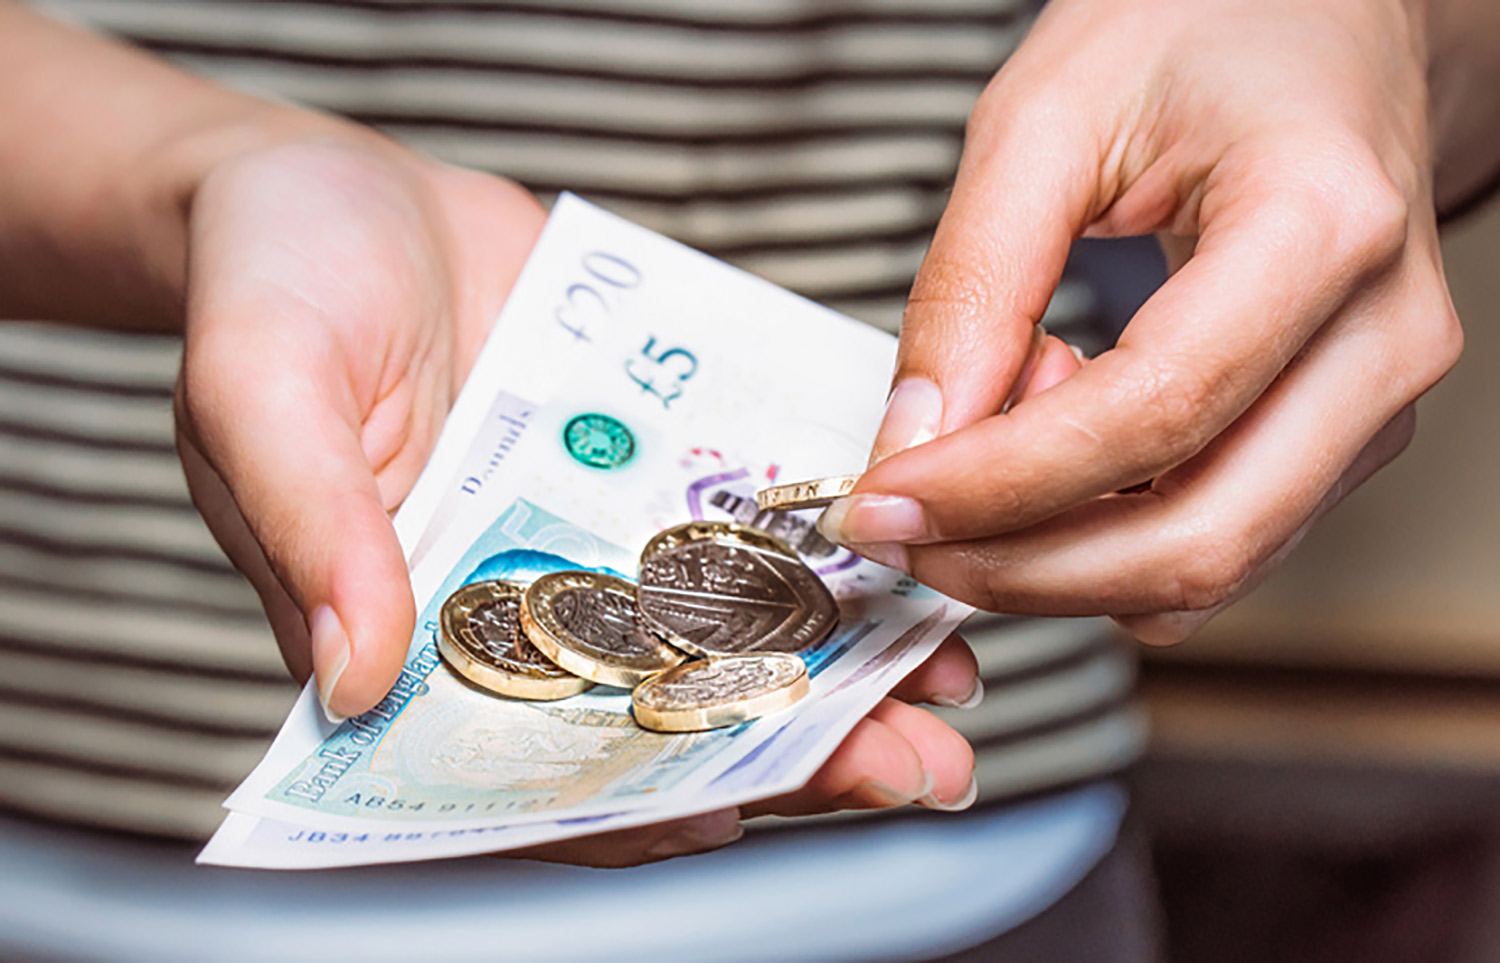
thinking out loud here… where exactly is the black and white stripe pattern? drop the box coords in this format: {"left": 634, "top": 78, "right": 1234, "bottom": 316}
{"left": 2, "top": 0, "right": 1140, "bottom": 839}
{"left": 42, "top": 0, "right": 1084, "bottom": 328}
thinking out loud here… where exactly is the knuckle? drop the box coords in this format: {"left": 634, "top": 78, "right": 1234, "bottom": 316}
{"left": 177, "top": 334, "right": 245, "bottom": 440}
{"left": 177, "top": 343, "right": 224, "bottom": 428}
{"left": 1420, "top": 302, "right": 1465, "bottom": 387}
{"left": 906, "top": 251, "right": 997, "bottom": 320}
{"left": 901, "top": 251, "right": 1012, "bottom": 356}
{"left": 1109, "top": 354, "right": 1220, "bottom": 470}
{"left": 963, "top": 89, "right": 997, "bottom": 146}
{"left": 1279, "top": 146, "right": 1410, "bottom": 271}
{"left": 1162, "top": 535, "right": 1253, "bottom": 613}
{"left": 916, "top": 547, "right": 1011, "bottom": 615}
{"left": 972, "top": 84, "right": 1058, "bottom": 142}
{"left": 957, "top": 557, "right": 1009, "bottom": 615}
{"left": 1341, "top": 167, "right": 1410, "bottom": 270}
{"left": 1390, "top": 290, "right": 1464, "bottom": 401}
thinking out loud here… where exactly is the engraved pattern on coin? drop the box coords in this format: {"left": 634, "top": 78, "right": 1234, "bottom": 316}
{"left": 438, "top": 581, "right": 591, "bottom": 701}
{"left": 635, "top": 654, "right": 803, "bottom": 710}
{"left": 462, "top": 600, "right": 564, "bottom": 673}
{"left": 551, "top": 587, "right": 664, "bottom": 662}
{"left": 632, "top": 653, "right": 809, "bottom": 731}
{"left": 641, "top": 520, "right": 797, "bottom": 562}
{"left": 638, "top": 540, "right": 837, "bottom": 656}
{"left": 523, "top": 571, "right": 686, "bottom": 686}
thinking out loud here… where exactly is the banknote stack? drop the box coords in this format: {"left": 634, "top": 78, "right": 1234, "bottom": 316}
{"left": 198, "top": 196, "right": 973, "bottom": 870}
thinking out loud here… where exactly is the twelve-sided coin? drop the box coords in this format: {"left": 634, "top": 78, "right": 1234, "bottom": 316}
{"left": 521, "top": 571, "right": 688, "bottom": 688}
{"left": 754, "top": 474, "right": 859, "bottom": 513}
{"left": 438, "top": 580, "right": 593, "bottom": 701}
{"left": 633, "top": 652, "right": 809, "bottom": 732}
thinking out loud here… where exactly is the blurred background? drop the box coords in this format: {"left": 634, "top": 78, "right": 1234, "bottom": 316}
{"left": 1133, "top": 197, "right": 1500, "bottom": 963}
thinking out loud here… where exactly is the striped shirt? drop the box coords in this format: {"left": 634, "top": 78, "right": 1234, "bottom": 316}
{"left": 3, "top": 0, "right": 1144, "bottom": 839}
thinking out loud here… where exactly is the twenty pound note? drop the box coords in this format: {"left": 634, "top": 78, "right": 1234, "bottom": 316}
{"left": 199, "top": 196, "right": 972, "bottom": 869}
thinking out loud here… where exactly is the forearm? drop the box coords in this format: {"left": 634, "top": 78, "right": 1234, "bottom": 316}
{"left": 0, "top": 2, "right": 355, "bottom": 329}
{"left": 1425, "top": 0, "right": 1500, "bottom": 215}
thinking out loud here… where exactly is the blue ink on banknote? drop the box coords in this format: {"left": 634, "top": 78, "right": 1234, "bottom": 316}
{"left": 801, "top": 620, "right": 876, "bottom": 676}
{"left": 267, "top": 499, "right": 756, "bottom": 823}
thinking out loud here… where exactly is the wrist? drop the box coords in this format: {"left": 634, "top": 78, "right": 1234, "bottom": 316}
{"left": 0, "top": 3, "right": 379, "bottom": 330}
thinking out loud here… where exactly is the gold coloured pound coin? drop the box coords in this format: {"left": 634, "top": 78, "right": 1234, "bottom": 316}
{"left": 754, "top": 474, "right": 859, "bottom": 513}
{"left": 438, "top": 580, "right": 593, "bottom": 701}
{"left": 521, "top": 571, "right": 687, "bottom": 688}
{"left": 633, "top": 653, "right": 809, "bottom": 732}
{"left": 637, "top": 521, "right": 838, "bottom": 658}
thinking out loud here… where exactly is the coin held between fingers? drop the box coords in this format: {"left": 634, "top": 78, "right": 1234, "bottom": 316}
{"left": 755, "top": 474, "right": 859, "bottom": 513}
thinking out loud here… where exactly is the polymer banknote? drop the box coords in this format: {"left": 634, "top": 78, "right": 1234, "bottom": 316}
{"left": 200, "top": 197, "right": 971, "bottom": 867}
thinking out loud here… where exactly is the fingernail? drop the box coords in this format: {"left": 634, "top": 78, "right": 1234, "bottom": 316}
{"left": 931, "top": 677, "right": 984, "bottom": 710}
{"left": 855, "top": 771, "right": 935, "bottom": 808}
{"left": 645, "top": 811, "right": 744, "bottom": 860}
{"left": 870, "top": 378, "right": 944, "bottom": 466}
{"left": 849, "top": 541, "right": 908, "bottom": 572}
{"left": 817, "top": 495, "right": 927, "bottom": 546}
{"left": 1068, "top": 342, "right": 1088, "bottom": 363}
{"left": 919, "top": 774, "right": 978, "bottom": 813}
{"left": 310, "top": 604, "right": 351, "bottom": 724}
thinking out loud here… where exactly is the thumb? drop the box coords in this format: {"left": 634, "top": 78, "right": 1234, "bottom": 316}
{"left": 874, "top": 93, "right": 1098, "bottom": 460}
{"left": 179, "top": 330, "right": 414, "bottom": 723}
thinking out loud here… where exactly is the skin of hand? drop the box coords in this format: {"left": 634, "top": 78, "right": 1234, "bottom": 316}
{"left": 0, "top": 3, "right": 978, "bottom": 867}
{"left": 817, "top": 0, "right": 1472, "bottom": 645}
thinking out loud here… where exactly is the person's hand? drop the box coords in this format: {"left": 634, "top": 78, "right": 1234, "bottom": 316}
{"left": 176, "top": 135, "right": 544, "bottom": 707}
{"left": 817, "top": 0, "right": 1464, "bottom": 645}
{"left": 512, "top": 633, "right": 979, "bottom": 867}
{"left": 172, "top": 135, "right": 978, "bottom": 867}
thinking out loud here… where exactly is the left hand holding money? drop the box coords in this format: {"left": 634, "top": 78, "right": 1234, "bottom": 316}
{"left": 175, "top": 136, "right": 547, "bottom": 716}
{"left": 173, "top": 138, "right": 979, "bottom": 868}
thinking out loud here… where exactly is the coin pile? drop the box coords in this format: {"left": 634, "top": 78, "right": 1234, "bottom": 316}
{"left": 436, "top": 521, "right": 836, "bottom": 732}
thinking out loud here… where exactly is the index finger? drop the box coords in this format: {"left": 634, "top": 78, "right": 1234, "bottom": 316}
{"left": 830, "top": 152, "right": 1408, "bottom": 544}
{"left": 884, "top": 91, "right": 1099, "bottom": 445}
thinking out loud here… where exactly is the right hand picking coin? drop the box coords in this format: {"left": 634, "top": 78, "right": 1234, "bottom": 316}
{"left": 818, "top": 0, "right": 1466, "bottom": 646}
